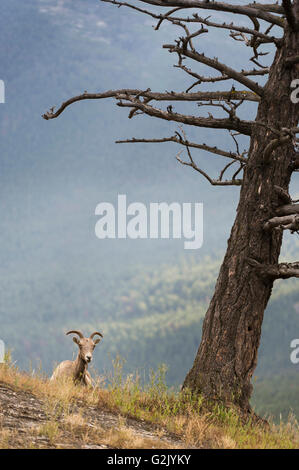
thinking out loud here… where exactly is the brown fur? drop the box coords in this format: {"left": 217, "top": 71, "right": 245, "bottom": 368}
{"left": 50, "top": 331, "right": 103, "bottom": 386}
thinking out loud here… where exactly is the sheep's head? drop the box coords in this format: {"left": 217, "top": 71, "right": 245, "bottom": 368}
{"left": 66, "top": 330, "right": 103, "bottom": 364}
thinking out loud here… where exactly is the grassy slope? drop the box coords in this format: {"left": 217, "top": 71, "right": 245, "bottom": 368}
{"left": 1, "top": 359, "right": 299, "bottom": 449}
{"left": 96, "top": 257, "right": 299, "bottom": 422}
{"left": 2, "top": 247, "right": 299, "bottom": 422}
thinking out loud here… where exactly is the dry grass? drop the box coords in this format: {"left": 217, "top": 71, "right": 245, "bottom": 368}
{"left": 102, "top": 425, "right": 176, "bottom": 449}
{"left": 0, "top": 357, "right": 100, "bottom": 409}
{"left": 1, "top": 355, "right": 299, "bottom": 449}
{"left": 60, "top": 412, "right": 177, "bottom": 448}
{"left": 0, "top": 429, "right": 13, "bottom": 449}
{"left": 64, "top": 412, "right": 87, "bottom": 429}
{"left": 96, "top": 358, "right": 299, "bottom": 449}
{"left": 37, "top": 420, "right": 61, "bottom": 444}
{"left": 96, "top": 417, "right": 180, "bottom": 449}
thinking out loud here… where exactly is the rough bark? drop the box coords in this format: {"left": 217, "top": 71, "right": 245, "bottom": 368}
{"left": 183, "top": 24, "right": 299, "bottom": 410}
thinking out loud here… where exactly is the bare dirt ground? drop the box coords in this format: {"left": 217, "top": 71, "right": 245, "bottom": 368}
{"left": 0, "top": 381, "right": 186, "bottom": 449}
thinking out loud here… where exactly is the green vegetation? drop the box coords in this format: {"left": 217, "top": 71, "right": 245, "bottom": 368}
{"left": 1, "top": 0, "right": 298, "bottom": 432}
{"left": 2, "top": 243, "right": 299, "bottom": 423}
{"left": 1, "top": 357, "right": 299, "bottom": 449}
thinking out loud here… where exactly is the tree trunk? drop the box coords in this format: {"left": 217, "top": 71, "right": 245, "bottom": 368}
{"left": 183, "top": 25, "right": 299, "bottom": 411}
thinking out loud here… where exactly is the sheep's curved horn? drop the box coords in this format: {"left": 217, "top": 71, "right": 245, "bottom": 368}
{"left": 89, "top": 331, "right": 103, "bottom": 339}
{"left": 66, "top": 330, "right": 84, "bottom": 339}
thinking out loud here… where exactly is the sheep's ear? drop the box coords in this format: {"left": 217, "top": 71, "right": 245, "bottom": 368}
{"left": 94, "top": 338, "right": 101, "bottom": 345}
{"left": 73, "top": 337, "right": 80, "bottom": 345}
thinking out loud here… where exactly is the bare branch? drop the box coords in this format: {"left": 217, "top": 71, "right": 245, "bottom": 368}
{"left": 247, "top": 258, "right": 299, "bottom": 279}
{"left": 176, "top": 141, "right": 242, "bottom": 186}
{"left": 247, "top": 3, "right": 284, "bottom": 13}
{"left": 115, "top": 133, "right": 248, "bottom": 162}
{"left": 165, "top": 45, "right": 265, "bottom": 96}
{"left": 219, "top": 159, "right": 236, "bottom": 181}
{"left": 116, "top": 96, "right": 253, "bottom": 135}
{"left": 230, "top": 131, "right": 242, "bottom": 154}
{"left": 104, "top": 0, "right": 284, "bottom": 27}
{"left": 175, "top": 64, "right": 269, "bottom": 92}
{"left": 168, "top": 13, "right": 281, "bottom": 43}
{"left": 42, "top": 88, "right": 259, "bottom": 120}
{"left": 263, "top": 214, "right": 299, "bottom": 232}
{"left": 231, "top": 162, "right": 245, "bottom": 180}
{"left": 276, "top": 203, "right": 299, "bottom": 216}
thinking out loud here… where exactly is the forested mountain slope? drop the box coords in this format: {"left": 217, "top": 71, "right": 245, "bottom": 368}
{"left": 3, "top": 243, "right": 299, "bottom": 420}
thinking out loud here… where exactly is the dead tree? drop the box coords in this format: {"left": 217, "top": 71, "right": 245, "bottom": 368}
{"left": 43, "top": 0, "right": 299, "bottom": 413}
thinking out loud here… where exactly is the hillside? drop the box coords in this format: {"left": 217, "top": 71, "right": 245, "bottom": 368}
{"left": 0, "top": 380, "right": 182, "bottom": 449}
{"left": 1, "top": 361, "right": 299, "bottom": 449}
{"left": 1, "top": 0, "right": 298, "bottom": 444}
{"left": 2, "top": 242, "right": 299, "bottom": 422}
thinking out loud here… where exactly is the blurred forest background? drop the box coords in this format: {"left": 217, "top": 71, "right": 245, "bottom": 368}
{"left": 0, "top": 0, "right": 299, "bottom": 421}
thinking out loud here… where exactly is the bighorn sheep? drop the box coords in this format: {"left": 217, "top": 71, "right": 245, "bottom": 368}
{"left": 50, "top": 330, "right": 103, "bottom": 386}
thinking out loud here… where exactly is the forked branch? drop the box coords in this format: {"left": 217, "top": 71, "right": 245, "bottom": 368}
{"left": 165, "top": 45, "right": 265, "bottom": 97}
{"left": 42, "top": 89, "right": 259, "bottom": 121}
{"left": 102, "top": 0, "right": 284, "bottom": 27}
{"left": 263, "top": 214, "right": 299, "bottom": 232}
{"left": 176, "top": 140, "right": 243, "bottom": 186}
{"left": 247, "top": 258, "right": 299, "bottom": 279}
{"left": 116, "top": 133, "right": 248, "bottom": 163}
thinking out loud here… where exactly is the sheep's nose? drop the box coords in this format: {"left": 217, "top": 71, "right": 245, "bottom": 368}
{"left": 86, "top": 355, "right": 92, "bottom": 363}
